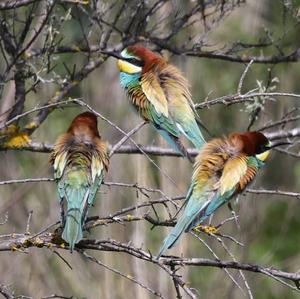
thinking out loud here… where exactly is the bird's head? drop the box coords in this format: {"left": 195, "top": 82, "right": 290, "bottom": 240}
{"left": 67, "top": 112, "right": 100, "bottom": 140}
{"left": 112, "top": 44, "right": 161, "bottom": 74}
{"left": 236, "top": 131, "right": 290, "bottom": 162}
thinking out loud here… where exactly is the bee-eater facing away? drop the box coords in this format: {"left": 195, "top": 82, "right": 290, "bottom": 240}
{"left": 157, "top": 131, "right": 288, "bottom": 258}
{"left": 51, "top": 112, "right": 109, "bottom": 252}
{"left": 114, "top": 44, "right": 206, "bottom": 160}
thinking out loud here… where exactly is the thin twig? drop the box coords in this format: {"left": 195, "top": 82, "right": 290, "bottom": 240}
{"left": 109, "top": 121, "right": 147, "bottom": 157}
{"left": 81, "top": 251, "right": 166, "bottom": 299}
{"left": 237, "top": 59, "right": 254, "bottom": 94}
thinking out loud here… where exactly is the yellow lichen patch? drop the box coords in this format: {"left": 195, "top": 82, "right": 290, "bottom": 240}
{"left": 22, "top": 51, "right": 31, "bottom": 59}
{"left": 75, "top": 0, "right": 89, "bottom": 4}
{"left": 3, "top": 132, "right": 30, "bottom": 148}
{"left": 54, "top": 91, "right": 61, "bottom": 97}
{"left": 194, "top": 225, "right": 218, "bottom": 235}
{"left": 33, "top": 237, "right": 44, "bottom": 247}
{"left": 60, "top": 243, "right": 66, "bottom": 249}
{"left": 126, "top": 274, "right": 133, "bottom": 280}
{"left": 24, "top": 122, "right": 37, "bottom": 131}
{"left": 73, "top": 46, "right": 81, "bottom": 52}
{"left": 92, "top": 219, "right": 107, "bottom": 227}
{"left": 127, "top": 214, "right": 134, "bottom": 221}
{"left": 47, "top": 243, "right": 52, "bottom": 249}
{"left": 82, "top": 0, "right": 89, "bottom": 4}
{"left": 0, "top": 125, "right": 18, "bottom": 137}
{"left": 11, "top": 245, "right": 18, "bottom": 251}
{"left": 23, "top": 238, "right": 31, "bottom": 247}
{"left": 10, "top": 245, "right": 24, "bottom": 252}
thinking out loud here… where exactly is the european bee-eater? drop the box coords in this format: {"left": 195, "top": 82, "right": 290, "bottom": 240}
{"left": 113, "top": 44, "right": 206, "bottom": 160}
{"left": 157, "top": 131, "right": 288, "bottom": 258}
{"left": 51, "top": 112, "right": 109, "bottom": 252}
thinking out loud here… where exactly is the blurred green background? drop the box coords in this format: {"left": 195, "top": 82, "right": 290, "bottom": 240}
{"left": 0, "top": 0, "right": 299, "bottom": 298}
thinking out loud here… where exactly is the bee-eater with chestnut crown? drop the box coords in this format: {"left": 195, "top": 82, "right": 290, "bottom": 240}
{"left": 157, "top": 131, "right": 288, "bottom": 258}
{"left": 114, "top": 44, "right": 206, "bottom": 160}
{"left": 51, "top": 112, "right": 109, "bottom": 252}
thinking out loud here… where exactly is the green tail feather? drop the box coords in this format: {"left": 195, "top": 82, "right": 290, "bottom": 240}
{"left": 192, "top": 189, "right": 236, "bottom": 228}
{"left": 157, "top": 193, "right": 205, "bottom": 259}
{"left": 187, "top": 128, "right": 206, "bottom": 149}
{"left": 178, "top": 119, "right": 206, "bottom": 150}
{"left": 157, "top": 183, "right": 231, "bottom": 259}
{"left": 155, "top": 126, "right": 193, "bottom": 162}
{"left": 62, "top": 206, "right": 83, "bottom": 252}
{"left": 62, "top": 187, "right": 88, "bottom": 252}
{"left": 157, "top": 188, "right": 238, "bottom": 258}
{"left": 157, "top": 212, "right": 195, "bottom": 259}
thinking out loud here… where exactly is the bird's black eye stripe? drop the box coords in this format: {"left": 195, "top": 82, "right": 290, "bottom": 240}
{"left": 126, "top": 58, "right": 144, "bottom": 67}
{"left": 256, "top": 144, "right": 268, "bottom": 154}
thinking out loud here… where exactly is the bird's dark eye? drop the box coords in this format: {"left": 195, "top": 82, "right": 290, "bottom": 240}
{"left": 126, "top": 58, "right": 144, "bottom": 67}
{"left": 256, "top": 144, "right": 267, "bottom": 154}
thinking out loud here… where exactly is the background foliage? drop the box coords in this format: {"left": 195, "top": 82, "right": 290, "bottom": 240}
{"left": 0, "top": 0, "right": 299, "bottom": 298}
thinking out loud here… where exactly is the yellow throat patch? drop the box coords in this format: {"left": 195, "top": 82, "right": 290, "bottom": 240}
{"left": 256, "top": 150, "right": 271, "bottom": 162}
{"left": 117, "top": 59, "right": 142, "bottom": 74}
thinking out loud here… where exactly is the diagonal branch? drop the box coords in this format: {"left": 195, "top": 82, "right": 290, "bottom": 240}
{"left": 0, "top": 284, "right": 13, "bottom": 299}
{"left": 22, "top": 57, "right": 107, "bottom": 136}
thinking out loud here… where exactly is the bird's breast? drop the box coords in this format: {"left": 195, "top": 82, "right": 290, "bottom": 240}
{"left": 120, "top": 72, "right": 141, "bottom": 89}
{"left": 120, "top": 77, "right": 151, "bottom": 121}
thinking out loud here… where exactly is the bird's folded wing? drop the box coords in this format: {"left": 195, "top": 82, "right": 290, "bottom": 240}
{"left": 220, "top": 155, "right": 258, "bottom": 196}
{"left": 88, "top": 146, "right": 109, "bottom": 206}
{"left": 53, "top": 151, "right": 68, "bottom": 179}
{"left": 91, "top": 155, "right": 104, "bottom": 183}
{"left": 141, "top": 71, "right": 169, "bottom": 117}
{"left": 141, "top": 72, "right": 180, "bottom": 138}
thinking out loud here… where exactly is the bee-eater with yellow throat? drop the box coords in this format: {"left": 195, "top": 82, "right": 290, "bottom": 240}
{"left": 113, "top": 44, "right": 206, "bottom": 160}
{"left": 157, "top": 131, "right": 288, "bottom": 258}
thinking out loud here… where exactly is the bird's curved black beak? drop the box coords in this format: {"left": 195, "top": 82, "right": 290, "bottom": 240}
{"left": 268, "top": 140, "right": 292, "bottom": 149}
{"left": 100, "top": 50, "right": 123, "bottom": 60}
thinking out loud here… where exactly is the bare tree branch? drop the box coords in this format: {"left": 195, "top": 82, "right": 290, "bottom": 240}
{"left": 0, "top": 284, "right": 13, "bottom": 299}
{"left": 0, "top": 1, "right": 299, "bottom": 297}
{"left": 0, "top": 233, "right": 299, "bottom": 292}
